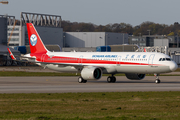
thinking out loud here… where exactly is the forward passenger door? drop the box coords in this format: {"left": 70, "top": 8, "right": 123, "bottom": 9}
{"left": 148, "top": 54, "right": 155, "bottom": 66}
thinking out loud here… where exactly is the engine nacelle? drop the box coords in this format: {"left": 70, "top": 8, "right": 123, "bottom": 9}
{"left": 81, "top": 67, "right": 102, "bottom": 80}
{"left": 125, "top": 73, "right": 145, "bottom": 80}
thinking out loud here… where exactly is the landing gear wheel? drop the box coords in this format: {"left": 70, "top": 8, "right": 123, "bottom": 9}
{"left": 78, "top": 77, "right": 83, "bottom": 83}
{"left": 154, "top": 74, "right": 161, "bottom": 84}
{"left": 107, "top": 76, "right": 111, "bottom": 83}
{"left": 112, "top": 77, "right": 116, "bottom": 83}
{"left": 107, "top": 76, "right": 116, "bottom": 83}
{"left": 155, "top": 79, "right": 161, "bottom": 84}
{"left": 158, "top": 80, "right": 161, "bottom": 83}
{"left": 78, "top": 77, "right": 87, "bottom": 83}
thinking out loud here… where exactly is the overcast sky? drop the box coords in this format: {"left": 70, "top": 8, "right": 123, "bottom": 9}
{"left": 0, "top": 0, "right": 180, "bottom": 26}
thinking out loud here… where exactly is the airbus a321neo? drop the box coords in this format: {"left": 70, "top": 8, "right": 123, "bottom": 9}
{"left": 8, "top": 23, "right": 178, "bottom": 84}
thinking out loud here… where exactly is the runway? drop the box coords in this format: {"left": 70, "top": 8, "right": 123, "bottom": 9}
{"left": 0, "top": 76, "right": 180, "bottom": 93}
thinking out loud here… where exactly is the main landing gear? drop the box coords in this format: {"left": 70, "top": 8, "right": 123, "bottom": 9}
{"left": 78, "top": 77, "right": 87, "bottom": 83}
{"left": 154, "top": 74, "right": 161, "bottom": 84}
{"left": 107, "top": 75, "right": 116, "bottom": 83}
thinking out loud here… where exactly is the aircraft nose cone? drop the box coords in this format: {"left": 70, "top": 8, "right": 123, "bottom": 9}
{"left": 170, "top": 62, "right": 178, "bottom": 72}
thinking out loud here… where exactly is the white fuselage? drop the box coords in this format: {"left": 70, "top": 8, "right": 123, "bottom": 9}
{"left": 30, "top": 51, "right": 178, "bottom": 74}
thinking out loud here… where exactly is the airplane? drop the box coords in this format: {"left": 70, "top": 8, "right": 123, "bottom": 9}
{"left": 7, "top": 23, "right": 178, "bottom": 84}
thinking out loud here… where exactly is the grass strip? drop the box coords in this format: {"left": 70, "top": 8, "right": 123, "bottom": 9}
{"left": 0, "top": 92, "right": 180, "bottom": 119}
{"left": 0, "top": 71, "right": 180, "bottom": 76}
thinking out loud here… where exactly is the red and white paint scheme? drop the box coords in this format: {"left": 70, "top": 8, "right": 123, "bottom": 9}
{"left": 7, "top": 48, "right": 16, "bottom": 60}
{"left": 8, "top": 23, "right": 178, "bottom": 84}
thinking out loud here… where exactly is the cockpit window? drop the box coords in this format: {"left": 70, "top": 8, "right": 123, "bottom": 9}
{"left": 166, "top": 58, "right": 171, "bottom": 61}
{"left": 159, "top": 58, "right": 172, "bottom": 61}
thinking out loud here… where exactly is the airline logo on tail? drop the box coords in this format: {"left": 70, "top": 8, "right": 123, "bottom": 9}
{"left": 26, "top": 23, "right": 48, "bottom": 54}
{"left": 30, "top": 34, "right": 37, "bottom": 46}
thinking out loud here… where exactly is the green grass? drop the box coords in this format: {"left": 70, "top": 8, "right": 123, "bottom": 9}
{"left": 0, "top": 92, "right": 180, "bottom": 119}
{"left": 0, "top": 71, "right": 180, "bottom": 76}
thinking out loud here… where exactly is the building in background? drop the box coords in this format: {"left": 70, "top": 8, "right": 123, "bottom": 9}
{"left": 154, "top": 39, "right": 169, "bottom": 47}
{"left": 7, "top": 12, "right": 63, "bottom": 49}
{"left": 0, "top": 15, "right": 7, "bottom": 45}
{"left": 64, "top": 32, "right": 128, "bottom": 47}
{"left": 129, "top": 35, "right": 180, "bottom": 48}
{"left": 0, "top": 15, "right": 20, "bottom": 66}
{"left": 7, "top": 22, "right": 21, "bottom": 46}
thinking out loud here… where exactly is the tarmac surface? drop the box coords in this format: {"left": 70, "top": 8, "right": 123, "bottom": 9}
{"left": 0, "top": 76, "right": 180, "bottom": 93}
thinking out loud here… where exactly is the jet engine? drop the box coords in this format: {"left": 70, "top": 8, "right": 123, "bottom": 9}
{"left": 81, "top": 67, "right": 102, "bottom": 80}
{"left": 125, "top": 73, "right": 145, "bottom": 80}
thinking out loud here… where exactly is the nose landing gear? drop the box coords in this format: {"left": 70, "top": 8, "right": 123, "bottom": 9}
{"left": 154, "top": 74, "right": 160, "bottom": 84}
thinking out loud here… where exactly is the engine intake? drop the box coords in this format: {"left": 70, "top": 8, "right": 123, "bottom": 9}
{"left": 125, "top": 73, "right": 145, "bottom": 80}
{"left": 81, "top": 67, "right": 102, "bottom": 80}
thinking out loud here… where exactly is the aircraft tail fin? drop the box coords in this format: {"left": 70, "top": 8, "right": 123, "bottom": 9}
{"left": 26, "top": 23, "right": 48, "bottom": 54}
{"left": 144, "top": 48, "right": 146, "bottom": 52}
{"left": 7, "top": 48, "right": 16, "bottom": 60}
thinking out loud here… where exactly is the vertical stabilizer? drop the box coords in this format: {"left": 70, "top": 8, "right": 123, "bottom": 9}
{"left": 26, "top": 23, "right": 48, "bottom": 54}
{"left": 144, "top": 48, "right": 146, "bottom": 52}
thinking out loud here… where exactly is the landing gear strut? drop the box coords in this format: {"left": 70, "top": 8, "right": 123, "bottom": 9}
{"left": 78, "top": 77, "right": 87, "bottom": 83}
{"left": 154, "top": 74, "right": 160, "bottom": 84}
{"left": 107, "top": 75, "right": 116, "bottom": 83}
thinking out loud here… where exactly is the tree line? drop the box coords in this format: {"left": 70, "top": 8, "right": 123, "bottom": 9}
{"left": 62, "top": 21, "right": 180, "bottom": 36}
